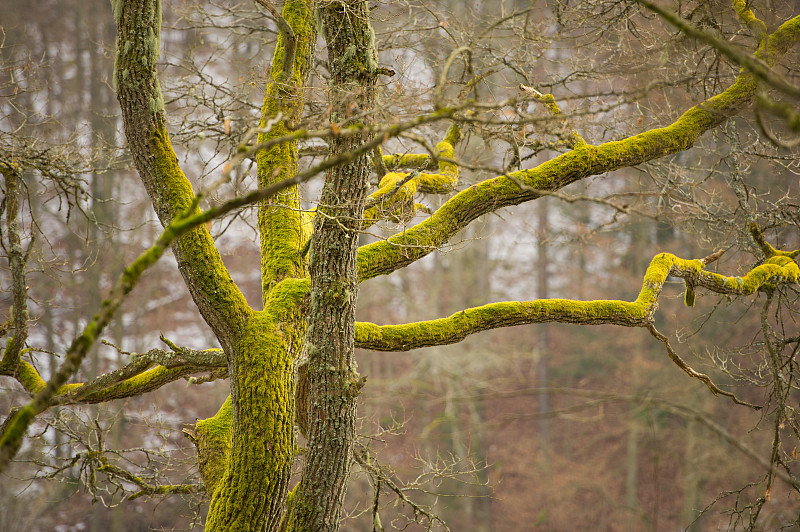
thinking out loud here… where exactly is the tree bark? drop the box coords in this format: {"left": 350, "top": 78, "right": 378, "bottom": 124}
{"left": 287, "top": 1, "right": 379, "bottom": 530}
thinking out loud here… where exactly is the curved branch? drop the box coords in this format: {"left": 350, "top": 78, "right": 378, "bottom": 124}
{"left": 731, "top": 0, "right": 767, "bottom": 43}
{"left": 356, "top": 251, "right": 799, "bottom": 352}
{"left": 749, "top": 223, "right": 800, "bottom": 258}
{"left": 519, "top": 84, "right": 585, "bottom": 147}
{"left": 357, "top": 15, "right": 800, "bottom": 281}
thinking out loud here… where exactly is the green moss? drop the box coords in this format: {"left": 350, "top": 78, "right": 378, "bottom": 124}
{"left": 148, "top": 85, "right": 164, "bottom": 113}
{"left": 0, "top": 404, "right": 35, "bottom": 449}
{"left": 382, "top": 153, "right": 430, "bottom": 170}
{"left": 196, "top": 395, "right": 233, "bottom": 441}
{"left": 110, "top": 0, "right": 124, "bottom": 23}
{"left": 148, "top": 126, "right": 252, "bottom": 333}
{"left": 15, "top": 360, "right": 46, "bottom": 394}
{"left": 257, "top": 0, "right": 317, "bottom": 299}
{"left": 684, "top": 283, "right": 696, "bottom": 307}
{"left": 358, "top": 246, "right": 800, "bottom": 352}
{"left": 205, "top": 313, "right": 298, "bottom": 531}
{"left": 356, "top": 298, "right": 646, "bottom": 351}
{"left": 75, "top": 366, "right": 189, "bottom": 403}
{"left": 194, "top": 396, "right": 233, "bottom": 494}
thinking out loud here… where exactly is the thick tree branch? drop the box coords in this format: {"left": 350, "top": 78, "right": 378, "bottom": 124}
{"left": 356, "top": 251, "right": 798, "bottom": 351}
{"left": 0, "top": 166, "right": 28, "bottom": 374}
{"left": 256, "top": 0, "right": 317, "bottom": 298}
{"left": 357, "top": 16, "right": 800, "bottom": 282}
{"left": 356, "top": 250, "right": 798, "bottom": 406}
{"left": 114, "top": 0, "right": 250, "bottom": 346}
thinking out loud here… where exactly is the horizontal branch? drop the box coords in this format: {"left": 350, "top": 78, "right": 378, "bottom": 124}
{"left": 356, "top": 251, "right": 799, "bottom": 352}
{"left": 357, "top": 299, "right": 646, "bottom": 352}
{"left": 54, "top": 345, "right": 227, "bottom": 405}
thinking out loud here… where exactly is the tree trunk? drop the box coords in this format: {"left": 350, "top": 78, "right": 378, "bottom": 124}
{"left": 287, "top": 2, "right": 378, "bottom": 530}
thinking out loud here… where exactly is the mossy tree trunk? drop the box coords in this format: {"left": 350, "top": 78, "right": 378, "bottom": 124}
{"left": 287, "top": 1, "right": 378, "bottom": 530}
{"left": 113, "top": 1, "right": 314, "bottom": 531}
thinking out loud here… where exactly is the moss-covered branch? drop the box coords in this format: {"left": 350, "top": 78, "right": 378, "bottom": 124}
{"left": 750, "top": 223, "right": 800, "bottom": 259}
{"left": 52, "top": 346, "right": 226, "bottom": 405}
{"left": 0, "top": 166, "right": 29, "bottom": 374}
{"left": 731, "top": 0, "right": 767, "bottom": 43}
{"left": 114, "top": 0, "right": 250, "bottom": 344}
{"left": 184, "top": 395, "right": 233, "bottom": 495}
{"left": 638, "top": 1, "right": 799, "bottom": 97}
{"left": 356, "top": 251, "right": 799, "bottom": 352}
{"left": 357, "top": 15, "right": 800, "bottom": 282}
{"left": 357, "top": 250, "right": 797, "bottom": 405}
{"left": 257, "top": 0, "right": 317, "bottom": 298}
{"left": 361, "top": 125, "right": 461, "bottom": 227}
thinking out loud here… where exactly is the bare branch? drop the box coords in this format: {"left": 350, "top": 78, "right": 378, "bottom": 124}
{"left": 254, "top": 0, "right": 296, "bottom": 81}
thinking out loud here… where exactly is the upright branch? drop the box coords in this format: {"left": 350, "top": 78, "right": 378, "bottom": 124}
{"left": 0, "top": 165, "right": 28, "bottom": 375}
{"left": 256, "top": 0, "right": 317, "bottom": 299}
{"left": 287, "top": 1, "right": 382, "bottom": 530}
{"left": 113, "top": 0, "right": 250, "bottom": 348}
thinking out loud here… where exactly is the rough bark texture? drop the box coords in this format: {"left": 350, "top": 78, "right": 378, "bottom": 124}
{"left": 286, "top": 2, "right": 378, "bottom": 530}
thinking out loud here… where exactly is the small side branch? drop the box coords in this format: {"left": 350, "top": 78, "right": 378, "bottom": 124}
{"left": 749, "top": 223, "right": 800, "bottom": 259}
{"left": 255, "top": 0, "right": 296, "bottom": 81}
{"left": 54, "top": 339, "right": 226, "bottom": 405}
{"left": 731, "top": 0, "right": 767, "bottom": 43}
{"left": 519, "top": 84, "right": 586, "bottom": 147}
{"left": 647, "top": 324, "right": 759, "bottom": 409}
{"left": 354, "top": 448, "right": 450, "bottom": 532}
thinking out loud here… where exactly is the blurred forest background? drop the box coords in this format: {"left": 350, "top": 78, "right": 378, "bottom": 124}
{"left": 2, "top": 0, "right": 800, "bottom": 530}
